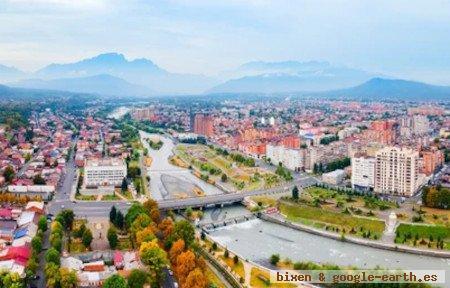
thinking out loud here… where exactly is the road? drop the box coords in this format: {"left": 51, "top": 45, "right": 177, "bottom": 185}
{"left": 47, "top": 131, "right": 317, "bottom": 217}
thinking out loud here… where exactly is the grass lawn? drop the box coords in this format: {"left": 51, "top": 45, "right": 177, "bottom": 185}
{"left": 251, "top": 195, "right": 278, "bottom": 207}
{"left": 395, "top": 223, "right": 450, "bottom": 250}
{"left": 419, "top": 206, "right": 450, "bottom": 226}
{"left": 280, "top": 201, "right": 385, "bottom": 239}
{"left": 75, "top": 194, "right": 96, "bottom": 201}
{"left": 103, "top": 194, "right": 120, "bottom": 201}
{"left": 175, "top": 144, "right": 280, "bottom": 191}
{"left": 219, "top": 255, "right": 245, "bottom": 279}
{"left": 205, "top": 266, "right": 227, "bottom": 288}
{"left": 250, "top": 268, "right": 296, "bottom": 288}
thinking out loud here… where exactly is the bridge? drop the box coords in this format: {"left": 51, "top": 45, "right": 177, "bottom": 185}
{"left": 158, "top": 179, "right": 316, "bottom": 210}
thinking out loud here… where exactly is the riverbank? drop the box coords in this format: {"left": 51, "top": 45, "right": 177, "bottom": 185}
{"left": 261, "top": 213, "right": 450, "bottom": 258}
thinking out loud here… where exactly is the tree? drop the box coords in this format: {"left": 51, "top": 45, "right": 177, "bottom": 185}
{"left": 127, "top": 269, "right": 150, "bottom": 288}
{"left": 185, "top": 268, "right": 208, "bottom": 288}
{"left": 169, "top": 239, "right": 185, "bottom": 263}
{"left": 102, "top": 274, "right": 128, "bottom": 288}
{"left": 270, "top": 254, "right": 280, "bottom": 266}
{"left": 31, "top": 236, "right": 42, "bottom": 253}
{"left": 107, "top": 227, "right": 119, "bottom": 249}
{"left": 175, "top": 250, "right": 197, "bottom": 284}
{"left": 116, "top": 211, "right": 125, "bottom": 230}
{"left": 58, "top": 209, "right": 75, "bottom": 231}
{"left": 136, "top": 226, "right": 156, "bottom": 247}
{"left": 38, "top": 216, "right": 48, "bottom": 232}
{"left": 3, "top": 166, "right": 15, "bottom": 183}
{"left": 121, "top": 178, "right": 128, "bottom": 192}
{"left": 158, "top": 217, "right": 174, "bottom": 239}
{"left": 221, "top": 173, "right": 228, "bottom": 182}
{"left": 173, "top": 220, "right": 195, "bottom": 247}
{"left": 125, "top": 203, "right": 147, "bottom": 227}
{"left": 139, "top": 239, "right": 169, "bottom": 278}
{"left": 59, "top": 268, "right": 78, "bottom": 288}
{"left": 82, "top": 228, "right": 93, "bottom": 249}
{"left": 45, "top": 248, "right": 60, "bottom": 265}
{"left": 33, "top": 174, "right": 46, "bottom": 185}
{"left": 110, "top": 206, "right": 117, "bottom": 224}
{"left": 292, "top": 186, "right": 299, "bottom": 200}
{"left": 45, "top": 262, "right": 61, "bottom": 288}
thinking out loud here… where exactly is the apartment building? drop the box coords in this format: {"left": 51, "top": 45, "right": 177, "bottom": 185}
{"left": 194, "top": 113, "right": 214, "bottom": 137}
{"left": 351, "top": 156, "right": 376, "bottom": 191}
{"left": 84, "top": 158, "right": 127, "bottom": 187}
{"left": 374, "top": 147, "right": 420, "bottom": 197}
{"left": 266, "top": 144, "right": 305, "bottom": 171}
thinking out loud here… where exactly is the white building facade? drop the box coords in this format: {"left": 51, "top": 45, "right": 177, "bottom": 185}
{"left": 84, "top": 158, "right": 127, "bottom": 187}
{"left": 351, "top": 156, "right": 376, "bottom": 191}
{"left": 266, "top": 145, "right": 305, "bottom": 171}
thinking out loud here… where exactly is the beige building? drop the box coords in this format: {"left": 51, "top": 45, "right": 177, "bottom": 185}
{"left": 374, "top": 147, "right": 420, "bottom": 197}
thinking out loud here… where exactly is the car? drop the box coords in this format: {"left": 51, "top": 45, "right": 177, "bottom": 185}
{"left": 61, "top": 205, "right": 65, "bottom": 209}
{"left": 173, "top": 283, "right": 178, "bottom": 288}
{"left": 72, "top": 201, "right": 76, "bottom": 203}
{"left": 168, "top": 269, "right": 173, "bottom": 276}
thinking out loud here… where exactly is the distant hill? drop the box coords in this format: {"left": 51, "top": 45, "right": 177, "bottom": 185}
{"left": 34, "top": 53, "right": 218, "bottom": 95}
{"left": 0, "top": 64, "right": 27, "bottom": 83}
{"left": 318, "top": 77, "right": 450, "bottom": 101}
{"left": 0, "top": 83, "right": 94, "bottom": 102}
{"left": 13, "top": 74, "right": 152, "bottom": 97}
{"left": 210, "top": 61, "right": 376, "bottom": 93}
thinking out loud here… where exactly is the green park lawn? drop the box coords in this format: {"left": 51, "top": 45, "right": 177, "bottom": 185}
{"left": 395, "top": 223, "right": 450, "bottom": 250}
{"left": 280, "top": 201, "right": 385, "bottom": 240}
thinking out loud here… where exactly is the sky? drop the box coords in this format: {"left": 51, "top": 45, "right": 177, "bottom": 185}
{"left": 1, "top": 0, "right": 450, "bottom": 84}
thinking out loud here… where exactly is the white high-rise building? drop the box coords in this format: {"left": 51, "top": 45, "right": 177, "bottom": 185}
{"left": 374, "top": 147, "right": 420, "bottom": 197}
{"left": 351, "top": 156, "right": 376, "bottom": 191}
{"left": 266, "top": 145, "right": 305, "bottom": 171}
{"left": 84, "top": 158, "right": 127, "bottom": 187}
{"left": 269, "top": 116, "right": 275, "bottom": 126}
{"left": 412, "top": 115, "right": 429, "bottom": 135}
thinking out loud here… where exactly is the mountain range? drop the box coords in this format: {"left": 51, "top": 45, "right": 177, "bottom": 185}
{"left": 0, "top": 53, "right": 449, "bottom": 101}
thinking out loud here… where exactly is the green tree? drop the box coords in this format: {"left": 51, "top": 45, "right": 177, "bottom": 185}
{"left": 31, "top": 236, "right": 42, "bottom": 253}
{"left": 3, "top": 166, "right": 15, "bottom": 183}
{"left": 270, "top": 254, "right": 280, "bottom": 266}
{"left": 33, "top": 174, "right": 46, "bottom": 185}
{"left": 38, "top": 216, "right": 47, "bottom": 232}
{"left": 121, "top": 178, "right": 128, "bottom": 192}
{"left": 127, "top": 269, "right": 150, "bottom": 288}
{"left": 292, "top": 186, "right": 299, "bottom": 200}
{"left": 45, "top": 248, "right": 60, "bottom": 265}
{"left": 139, "top": 240, "right": 169, "bottom": 278}
{"left": 110, "top": 206, "right": 117, "bottom": 224}
{"left": 172, "top": 220, "right": 195, "bottom": 247}
{"left": 107, "top": 227, "right": 119, "bottom": 249}
{"left": 82, "top": 228, "right": 93, "bottom": 248}
{"left": 221, "top": 173, "right": 228, "bottom": 182}
{"left": 57, "top": 209, "right": 75, "bottom": 231}
{"left": 102, "top": 274, "right": 128, "bottom": 288}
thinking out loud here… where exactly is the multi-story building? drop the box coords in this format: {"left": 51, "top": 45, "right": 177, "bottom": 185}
{"left": 351, "top": 156, "right": 376, "bottom": 191}
{"left": 412, "top": 115, "right": 429, "bottom": 135}
{"left": 374, "top": 147, "right": 420, "bottom": 197}
{"left": 194, "top": 113, "right": 214, "bottom": 137}
{"left": 421, "top": 149, "right": 444, "bottom": 176}
{"left": 84, "top": 158, "right": 127, "bottom": 187}
{"left": 266, "top": 144, "right": 305, "bottom": 171}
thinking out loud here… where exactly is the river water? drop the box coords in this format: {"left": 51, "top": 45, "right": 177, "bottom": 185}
{"left": 206, "top": 207, "right": 450, "bottom": 272}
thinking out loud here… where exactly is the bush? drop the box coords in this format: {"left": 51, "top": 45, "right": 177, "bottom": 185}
{"left": 269, "top": 254, "right": 280, "bottom": 265}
